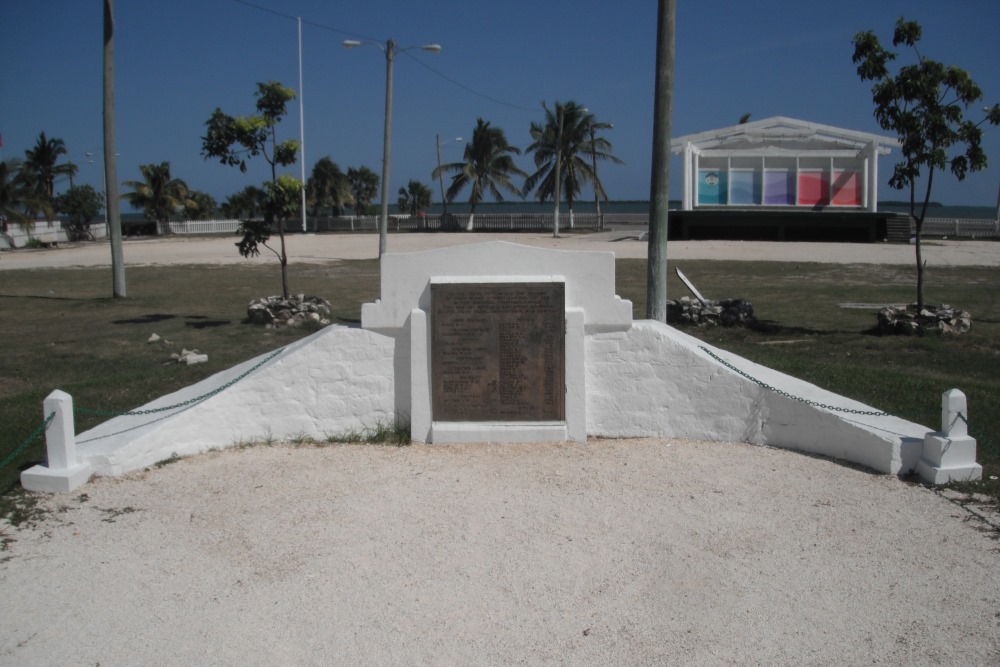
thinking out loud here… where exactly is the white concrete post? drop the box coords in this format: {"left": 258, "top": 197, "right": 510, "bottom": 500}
{"left": 940, "top": 388, "right": 968, "bottom": 437}
{"left": 21, "top": 389, "right": 93, "bottom": 493}
{"left": 917, "top": 388, "right": 982, "bottom": 484}
{"left": 866, "top": 141, "right": 878, "bottom": 212}
{"left": 44, "top": 390, "right": 76, "bottom": 470}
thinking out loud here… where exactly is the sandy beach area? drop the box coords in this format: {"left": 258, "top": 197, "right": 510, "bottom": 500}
{"left": 2, "top": 232, "right": 999, "bottom": 664}
{"left": 2, "top": 229, "right": 998, "bottom": 269}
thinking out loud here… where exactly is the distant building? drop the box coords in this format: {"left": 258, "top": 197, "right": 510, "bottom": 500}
{"left": 671, "top": 117, "right": 899, "bottom": 213}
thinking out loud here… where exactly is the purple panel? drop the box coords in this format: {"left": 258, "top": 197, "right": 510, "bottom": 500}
{"left": 763, "top": 171, "right": 795, "bottom": 205}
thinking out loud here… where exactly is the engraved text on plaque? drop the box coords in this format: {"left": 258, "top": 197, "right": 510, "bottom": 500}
{"left": 431, "top": 282, "right": 565, "bottom": 422}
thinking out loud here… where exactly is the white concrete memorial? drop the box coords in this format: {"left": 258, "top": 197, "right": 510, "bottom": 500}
{"left": 21, "top": 241, "right": 982, "bottom": 491}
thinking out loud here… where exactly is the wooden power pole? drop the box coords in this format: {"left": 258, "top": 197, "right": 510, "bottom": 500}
{"left": 646, "top": 0, "right": 675, "bottom": 321}
{"left": 104, "top": 0, "right": 126, "bottom": 298}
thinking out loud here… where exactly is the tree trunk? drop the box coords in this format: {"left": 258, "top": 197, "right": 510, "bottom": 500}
{"left": 913, "top": 168, "right": 935, "bottom": 312}
{"left": 278, "top": 217, "right": 289, "bottom": 299}
{"left": 646, "top": 0, "right": 675, "bottom": 321}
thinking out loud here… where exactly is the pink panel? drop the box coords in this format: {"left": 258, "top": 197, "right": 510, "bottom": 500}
{"left": 832, "top": 170, "right": 861, "bottom": 206}
{"left": 798, "top": 172, "right": 829, "bottom": 206}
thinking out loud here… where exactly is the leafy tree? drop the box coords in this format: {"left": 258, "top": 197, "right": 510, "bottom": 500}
{"left": 524, "top": 101, "right": 621, "bottom": 229}
{"left": 221, "top": 185, "right": 266, "bottom": 220}
{"left": 347, "top": 166, "right": 379, "bottom": 217}
{"left": 22, "top": 132, "right": 77, "bottom": 201}
{"left": 853, "top": 18, "right": 999, "bottom": 310}
{"left": 121, "top": 162, "right": 192, "bottom": 234}
{"left": 397, "top": 179, "right": 433, "bottom": 217}
{"left": 236, "top": 175, "right": 303, "bottom": 289}
{"left": 0, "top": 159, "right": 50, "bottom": 231}
{"left": 183, "top": 191, "right": 218, "bottom": 220}
{"left": 307, "top": 157, "right": 352, "bottom": 216}
{"left": 201, "top": 81, "right": 300, "bottom": 298}
{"left": 432, "top": 118, "right": 526, "bottom": 231}
{"left": 54, "top": 184, "right": 105, "bottom": 240}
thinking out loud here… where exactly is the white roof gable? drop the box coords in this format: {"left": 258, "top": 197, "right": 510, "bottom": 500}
{"left": 670, "top": 116, "right": 899, "bottom": 155}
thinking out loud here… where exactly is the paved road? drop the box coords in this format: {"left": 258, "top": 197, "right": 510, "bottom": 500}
{"left": 1, "top": 231, "right": 998, "bottom": 269}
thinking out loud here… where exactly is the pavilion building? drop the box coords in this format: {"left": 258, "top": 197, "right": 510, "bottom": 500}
{"left": 669, "top": 117, "right": 905, "bottom": 241}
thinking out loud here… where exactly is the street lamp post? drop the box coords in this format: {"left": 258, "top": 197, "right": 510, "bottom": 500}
{"left": 553, "top": 105, "right": 564, "bottom": 238}
{"left": 436, "top": 134, "right": 462, "bottom": 225}
{"left": 344, "top": 38, "right": 441, "bottom": 257}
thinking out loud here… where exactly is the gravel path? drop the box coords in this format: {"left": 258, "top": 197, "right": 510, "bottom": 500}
{"left": 3, "top": 440, "right": 998, "bottom": 665}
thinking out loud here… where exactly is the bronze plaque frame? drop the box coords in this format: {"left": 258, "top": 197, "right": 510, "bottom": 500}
{"left": 431, "top": 282, "right": 565, "bottom": 422}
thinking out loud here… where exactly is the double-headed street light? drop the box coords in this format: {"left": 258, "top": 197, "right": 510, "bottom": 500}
{"left": 344, "top": 38, "right": 441, "bottom": 257}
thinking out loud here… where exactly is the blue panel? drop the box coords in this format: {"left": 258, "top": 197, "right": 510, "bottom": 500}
{"left": 698, "top": 170, "right": 727, "bottom": 205}
{"left": 730, "top": 170, "right": 761, "bottom": 205}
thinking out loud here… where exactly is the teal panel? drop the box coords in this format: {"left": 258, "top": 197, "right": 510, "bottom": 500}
{"left": 698, "top": 170, "right": 727, "bottom": 205}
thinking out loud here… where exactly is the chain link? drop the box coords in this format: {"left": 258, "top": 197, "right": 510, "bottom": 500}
{"left": 957, "top": 412, "right": 999, "bottom": 456}
{"left": 75, "top": 348, "right": 285, "bottom": 418}
{"left": 0, "top": 413, "right": 55, "bottom": 472}
{"left": 699, "top": 346, "right": 890, "bottom": 417}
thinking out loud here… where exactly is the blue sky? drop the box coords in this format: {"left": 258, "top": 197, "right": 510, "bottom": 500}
{"left": 2, "top": 0, "right": 998, "bottom": 208}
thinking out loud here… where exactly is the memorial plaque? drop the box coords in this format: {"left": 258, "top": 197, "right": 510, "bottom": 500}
{"left": 431, "top": 282, "right": 565, "bottom": 422}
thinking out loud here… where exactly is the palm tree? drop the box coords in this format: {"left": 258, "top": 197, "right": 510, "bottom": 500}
{"left": 307, "top": 157, "right": 353, "bottom": 217}
{"left": 397, "top": 179, "right": 433, "bottom": 218}
{"left": 183, "top": 191, "right": 218, "bottom": 220}
{"left": 524, "top": 101, "right": 622, "bottom": 229}
{"left": 1, "top": 159, "right": 51, "bottom": 231}
{"left": 121, "top": 162, "right": 192, "bottom": 234}
{"left": 347, "top": 166, "right": 379, "bottom": 217}
{"left": 22, "top": 132, "right": 77, "bottom": 201}
{"left": 221, "top": 185, "right": 266, "bottom": 219}
{"left": 432, "top": 118, "right": 526, "bottom": 231}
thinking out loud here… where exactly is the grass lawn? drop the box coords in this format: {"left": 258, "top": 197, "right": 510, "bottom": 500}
{"left": 2, "top": 251, "right": 998, "bottom": 506}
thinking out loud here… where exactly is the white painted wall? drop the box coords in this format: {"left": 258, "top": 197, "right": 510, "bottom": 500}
{"left": 1, "top": 220, "right": 109, "bottom": 249}
{"left": 75, "top": 325, "right": 396, "bottom": 476}
{"left": 587, "top": 321, "right": 927, "bottom": 474}
{"left": 66, "top": 242, "right": 934, "bottom": 481}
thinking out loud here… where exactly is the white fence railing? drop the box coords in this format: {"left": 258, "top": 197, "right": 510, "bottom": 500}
{"left": 0, "top": 220, "right": 109, "bottom": 249}
{"left": 310, "top": 212, "right": 603, "bottom": 233}
{"left": 917, "top": 218, "right": 999, "bottom": 239}
{"left": 167, "top": 219, "right": 241, "bottom": 234}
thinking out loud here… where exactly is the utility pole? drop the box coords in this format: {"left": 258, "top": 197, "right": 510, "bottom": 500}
{"left": 646, "top": 0, "right": 675, "bottom": 321}
{"left": 436, "top": 134, "right": 447, "bottom": 222}
{"left": 298, "top": 17, "right": 307, "bottom": 233}
{"left": 103, "top": 0, "right": 125, "bottom": 298}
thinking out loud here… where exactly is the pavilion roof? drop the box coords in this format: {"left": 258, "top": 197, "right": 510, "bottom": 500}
{"left": 670, "top": 116, "right": 899, "bottom": 156}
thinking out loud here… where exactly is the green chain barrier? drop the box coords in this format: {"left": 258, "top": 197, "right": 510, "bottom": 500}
{"left": 699, "top": 345, "right": 889, "bottom": 417}
{"left": 958, "top": 413, "right": 999, "bottom": 457}
{"left": 0, "top": 413, "right": 55, "bottom": 473}
{"left": 75, "top": 348, "right": 285, "bottom": 418}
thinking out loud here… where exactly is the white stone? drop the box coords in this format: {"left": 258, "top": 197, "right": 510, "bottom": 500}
{"left": 940, "top": 388, "right": 968, "bottom": 437}
{"left": 21, "top": 390, "right": 93, "bottom": 493}
{"left": 58, "top": 242, "right": 962, "bottom": 487}
{"left": 917, "top": 436, "right": 983, "bottom": 484}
